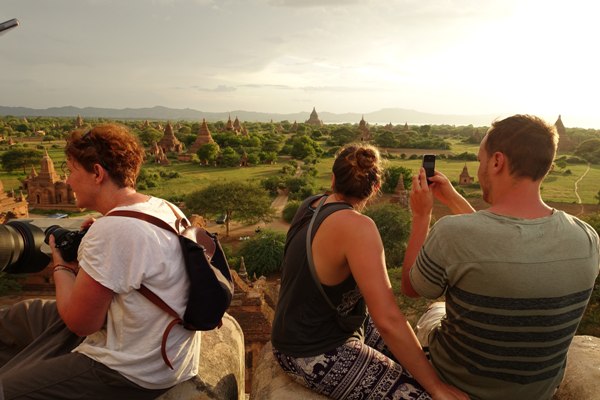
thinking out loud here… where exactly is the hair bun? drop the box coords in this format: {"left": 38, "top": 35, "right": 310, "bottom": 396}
{"left": 355, "top": 148, "right": 376, "bottom": 170}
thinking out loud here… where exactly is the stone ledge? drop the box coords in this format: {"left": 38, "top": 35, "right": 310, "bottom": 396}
{"left": 252, "top": 336, "right": 600, "bottom": 400}
{"left": 250, "top": 341, "right": 327, "bottom": 400}
{"left": 553, "top": 335, "right": 600, "bottom": 400}
{"left": 158, "top": 313, "right": 245, "bottom": 400}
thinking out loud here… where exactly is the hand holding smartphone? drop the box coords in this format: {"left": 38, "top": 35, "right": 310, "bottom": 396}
{"left": 422, "top": 154, "right": 436, "bottom": 185}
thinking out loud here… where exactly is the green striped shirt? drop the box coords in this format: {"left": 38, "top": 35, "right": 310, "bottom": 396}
{"left": 411, "top": 210, "right": 599, "bottom": 400}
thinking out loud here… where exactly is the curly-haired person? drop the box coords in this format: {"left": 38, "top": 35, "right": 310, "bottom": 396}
{"left": 0, "top": 124, "right": 199, "bottom": 399}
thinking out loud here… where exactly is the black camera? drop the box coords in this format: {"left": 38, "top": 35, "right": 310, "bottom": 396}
{"left": 44, "top": 225, "right": 88, "bottom": 263}
{"left": 0, "top": 221, "right": 87, "bottom": 274}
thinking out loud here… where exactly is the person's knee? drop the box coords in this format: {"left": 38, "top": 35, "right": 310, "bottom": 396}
{"left": 415, "top": 302, "right": 446, "bottom": 347}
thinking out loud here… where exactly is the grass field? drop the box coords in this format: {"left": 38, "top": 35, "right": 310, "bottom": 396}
{"left": 1, "top": 139, "right": 598, "bottom": 206}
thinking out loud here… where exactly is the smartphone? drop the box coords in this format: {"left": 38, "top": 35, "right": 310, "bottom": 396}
{"left": 0, "top": 18, "right": 19, "bottom": 34}
{"left": 422, "top": 154, "right": 436, "bottom": 185}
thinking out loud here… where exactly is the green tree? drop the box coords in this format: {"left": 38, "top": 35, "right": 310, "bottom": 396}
{"left": 261, "top": 176, "right": 284, "bottom": 196}
{"left": 382, "top": 166, "right": 413, "bottom": 194}
{"left": 364, "top": 203, "right": 412, "bottom": 268}
{"left": 285, "top": 176, "right": 316, "bottom": 201}
{"left": 282, "top": 200, "right": 301, "bottom": 223}
{"left": 196, "top": 142, "right": 220, "bottom": 165}
{"left": 574, "top": 138, "right": 600, "bottom": 163}
{"left": 374, "top": 131, "right": 398, "bottom": 148}
{"left": 237, "top": 230, "right": 286, "bottom": 277}
{"left": 138, "top": 127, "right": 163, "bottom": 147}
{"left": 554, "top": 159, "right": 567, "bottom": 170}
{"left": 1, "top": 148, "right": 43, "bottom": 173}
{"left": 329, "top": 127, "right": 359, "bottom": 146}
{"left": 185, "top": 181, "right": 273, "bottom": 236}
{"left": 288, "top": 135, "right": 321, "bottom": 160}
{"left": 220, "top": 146, "right": 240, "bottom": 167}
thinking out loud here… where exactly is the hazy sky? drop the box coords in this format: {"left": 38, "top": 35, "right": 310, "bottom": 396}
{"left": 2, "top": 0, "right": 599, "bottom": 127}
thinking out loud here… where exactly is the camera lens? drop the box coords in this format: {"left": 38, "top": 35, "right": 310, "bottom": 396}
{"left": 0, "top": 221, "right": 51, "bottom": 274}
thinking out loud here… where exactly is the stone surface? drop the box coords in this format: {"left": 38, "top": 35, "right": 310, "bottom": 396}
{"left": 250, "top": 342, "right": 327, "bottom": 400}
{"left": 553, "top": 335, "right": 600, "bottom": 400}
{"left": 252, "top": 337, "right": 600, "bottom": 400}
{"left": 158, "top": 313, "right": 245, "bottom": 400}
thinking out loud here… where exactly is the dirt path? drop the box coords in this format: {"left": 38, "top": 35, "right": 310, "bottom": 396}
{"left": 574, "top": 163, "right": 591, "bottom": 216}
{"left": 270, "top": 191, "right": 288, "bottom": 214}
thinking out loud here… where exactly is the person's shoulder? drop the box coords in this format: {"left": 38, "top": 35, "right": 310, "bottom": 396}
{"left": 329, "top": 208, "right": 377, "bottom": 231}
{"left": 434, "top": 211, "right": 484, "bottom": 228}
{"left": 556, "top": 211, "right": 599, "bottom": 239}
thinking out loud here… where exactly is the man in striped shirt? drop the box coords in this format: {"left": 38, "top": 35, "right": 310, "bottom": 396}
{"left": 402, "top": 114, "right": 599, "bottom": 400}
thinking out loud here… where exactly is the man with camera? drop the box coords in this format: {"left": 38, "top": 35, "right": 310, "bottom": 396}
{"left": 0, "top": 124, "right": 199, "bottom": 399}
{"left": 402, "top": 114, "right": 599, "bottom": 400}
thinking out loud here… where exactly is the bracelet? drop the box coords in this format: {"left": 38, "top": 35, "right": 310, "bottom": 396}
{"left": 53, "top": 265, "right": 77, "bottom": 276}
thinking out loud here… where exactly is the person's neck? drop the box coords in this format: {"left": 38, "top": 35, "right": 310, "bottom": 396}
{"left": 327, "top": 192, "right": 362, "bottom": 209}
{"left": 97, "top": 187, "right": 150, "bottom": 215}
{"left": 487, "top": 180, "right": 552, "bottom": 219}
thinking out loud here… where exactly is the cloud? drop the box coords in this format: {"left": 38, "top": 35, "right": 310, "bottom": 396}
{"left": 302, "top": 85, "right": 374, "bottom": 93}
{"left": 193, "top": 85, "right": 237, "bottom": 92}
{"left": 240, "top": 83, "right": 293, "bottom": 90}
{"left": 266, "top": 0, "right": 362, "bottom": 7}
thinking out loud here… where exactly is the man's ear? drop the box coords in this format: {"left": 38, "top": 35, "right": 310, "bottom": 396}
{"left": 492, "top": 152, "right": 506, "bottom": 173}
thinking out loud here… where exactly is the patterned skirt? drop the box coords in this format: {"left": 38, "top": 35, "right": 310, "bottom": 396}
{"left": 273, "top": 317, "right": 431, "bottom": 400}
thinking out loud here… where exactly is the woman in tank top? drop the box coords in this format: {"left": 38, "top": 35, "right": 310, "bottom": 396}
{"left": 271, "top": 143, "right": 467, "bottom": 400}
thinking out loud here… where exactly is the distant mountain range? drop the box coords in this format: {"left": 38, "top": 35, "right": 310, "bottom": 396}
{"left": 0, "top": 105, "right": 502, "bottom": 126}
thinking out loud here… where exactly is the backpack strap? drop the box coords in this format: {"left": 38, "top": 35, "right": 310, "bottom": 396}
{"left": 106, "top": 209, "right": 185, "bottom": 370}
{"left": 164, "top": 201, "right": 190, "bottom": 231}
{"left": 108, "top": 209, "right": 179, "bottom": 234}
{"left": 137, "top": 285, "right": 182, "bottom": 370}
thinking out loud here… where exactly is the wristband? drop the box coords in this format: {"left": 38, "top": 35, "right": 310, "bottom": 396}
{"left": 53, "top": 265, "right": 77, "bottom": 275}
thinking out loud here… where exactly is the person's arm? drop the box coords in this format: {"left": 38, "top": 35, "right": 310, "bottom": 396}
{"left": 402, "top": 168, "right": 433, "bottom": 297}
{"left": 344, "top": 215, "right": 468, "bottom": 400}
{"left": 429, "top": 171, "right": 475, "bottom": 215}
{"left": 50, "top": 235, "right": 113, "bottom": 336}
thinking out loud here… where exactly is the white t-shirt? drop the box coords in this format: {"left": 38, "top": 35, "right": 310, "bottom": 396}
{"left": 74, "top": 197, "right": 201, "bottom": 389}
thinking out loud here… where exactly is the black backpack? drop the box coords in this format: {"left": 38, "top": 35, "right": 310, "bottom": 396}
{"left": 108, "top": 204, "right": 234, "bottom": 369}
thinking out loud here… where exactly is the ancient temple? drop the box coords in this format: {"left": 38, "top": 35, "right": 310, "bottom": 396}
{"left": 23, "top": 150, "right": 81, "bottom": 211}
{"left": 305, "top": 107, "right": 323, "bottom": 126}
{"left": 151, "top": 143, "right": 170, "bottom": 165}
{"left": 0, "top": 180, "right": 29, "bottom": 223}
{"left": 290, "top": 121, "right": 298, "bottom": 132}
{"left": 75, "top": 115, "right": 84, "bottom": 128}
{"left": 390, "top": 176, "right": 408, "bottom": 208}
{"left": 233, "top": 116, "right": 242, "bottom": 132}
{"left": 182, "top": 118, "right": 215, "bottom": 158}
{"left": 555, "top": 115, "right": 575, "bottom": 152}
{"left": 225, "top": 115, "right": 235, "bottom": 132}
{"left": 459, "top": 164, "right": 475, "bottom": 186}
{"left": 555, "top": 115, "right": 566, "bottom": 137}
{"left": 358, "top": 115, "right": 371, "bottom": 141}
{"left": 158, "top": 122, "right": 184, "bottom": 154}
